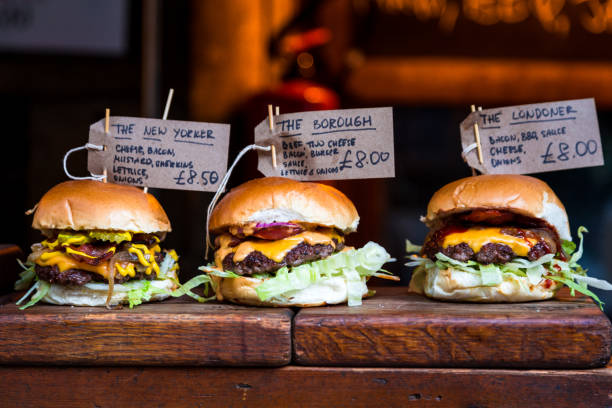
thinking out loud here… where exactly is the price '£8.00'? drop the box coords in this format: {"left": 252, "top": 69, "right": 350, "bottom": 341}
{"left": 460, "top": 98, "right": 604, "bottom": 175}
{"left": 255, "top": 107, "right": 395, "bottom": 181}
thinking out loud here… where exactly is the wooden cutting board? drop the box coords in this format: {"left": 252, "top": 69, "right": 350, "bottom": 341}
{"left": 0, "top": 294, "right": 293, "bottom": 366}
{"left": 293, "top": 286, "right": 612, "bottom": 368}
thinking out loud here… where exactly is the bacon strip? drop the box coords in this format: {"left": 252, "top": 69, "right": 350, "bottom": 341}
{"left": 67, "top": 243, "right": 116, "bottom": 265}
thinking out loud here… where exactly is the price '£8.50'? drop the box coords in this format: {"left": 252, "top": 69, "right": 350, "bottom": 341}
{"left": 88, "top": 116, "right": 230, "bottom": 192}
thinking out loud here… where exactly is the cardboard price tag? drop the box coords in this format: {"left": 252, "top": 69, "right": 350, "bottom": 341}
{"left": 255, "top": 107, "right": 395, "bottom": 180}
{"left": 460, "top": 98, "right": 604, "bottom": 174}
{"left": 87, "top": 116, "right": 230, "bottom": 192}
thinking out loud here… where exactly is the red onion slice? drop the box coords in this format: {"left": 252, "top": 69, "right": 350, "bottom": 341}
{"left": 253, "top": 223, "right": 304, "bottom": 240}
{"left": 255, "top": 222, "right": 300, "bottom": 229}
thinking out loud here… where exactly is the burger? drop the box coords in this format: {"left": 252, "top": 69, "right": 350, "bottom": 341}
{"left": 407, "top": 174, "right": 611, "bottom": 306}
{"left": 199, "top": 177, "right": 395, "bottom": 307}
{"left": 16, "top": 180, "right": 183, "bottom": 308}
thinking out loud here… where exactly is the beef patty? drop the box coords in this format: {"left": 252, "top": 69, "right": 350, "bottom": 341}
{"left": 222, "top": 240, "right": 345, "bottom": 276}
{"left": 422, "top": 226, "right": 557, "bottom": 265}
{"left": 35, "top": 249, "right": 165, "bottom": 285}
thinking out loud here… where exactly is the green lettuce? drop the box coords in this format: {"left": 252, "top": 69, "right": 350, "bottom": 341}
{"left": 16, "top": 281, "right": 51, "bottom": 310}
{"left": 406, "top": 226, "right": 612, "bottom": 309}
{"left": 480, "top": 263, "right": 502, "bottom": 286}
{"left": 198, "top": 267, "right": 241, "bottom": 279}
{"left": 405, "top": 240, "right": 423, "bottom": 254}
{"left": 157, "top": 252, "right": 177, "bottom": 279}
{"left": 201, "top": 242, "right": 393, "bottom": 306}
{"left": 562, "top": 239, "right": 576, "bottom": 256}
{"left": 14, "top": 260, "right": 36, "bottom": 291}
{"left": 126, "top": 280, "right": 160, "bottom": 308}
{"left": 167, "top": 274, "right": 215, "bottom": 303}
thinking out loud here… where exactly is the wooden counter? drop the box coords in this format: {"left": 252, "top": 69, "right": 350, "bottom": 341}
{"left": 294, "top": 287, "right": 612, "bottom": 368}
{"left": 0, "top": 244, "right": 610, "bottom": 406}
{"left": 1, "top": 365, "right": 610, "bottom": 407}
{"left": 0, "top": 294, "right": 293, "bottom": 366}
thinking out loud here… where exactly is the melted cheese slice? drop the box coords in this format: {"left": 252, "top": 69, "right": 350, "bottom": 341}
{"left": 215, "top": 230, "right": 343, "bottom": 268}
{"left": 442, "top": 227, "right": 538, "bottom": 257}
{"left": 36, "top": 251, "right": 110, "bottom": 279}
{"left": 35, "top": 245, "right": 163, "bottom": 279}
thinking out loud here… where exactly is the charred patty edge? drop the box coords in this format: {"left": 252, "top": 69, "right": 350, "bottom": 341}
{"left": 221, "top": 240, "right": 345, "bottom": 276}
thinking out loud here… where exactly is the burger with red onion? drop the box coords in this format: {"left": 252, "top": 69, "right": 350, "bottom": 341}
{"left": 407, "top": 175, "right": 612, "bottom": 306}
{"left": 199, "top": 177, "right": 396, "bottom": 307}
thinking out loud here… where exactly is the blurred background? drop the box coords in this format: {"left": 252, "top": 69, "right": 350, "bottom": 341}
{"left": 1, "top": 0, "right": 612, "bottom": 312}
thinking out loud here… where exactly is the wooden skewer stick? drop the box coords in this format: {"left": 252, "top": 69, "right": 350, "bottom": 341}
{"left": 267, "top": 105, "right": 278, "bottom": 168}
{"left": 268, "top": 104, "right": 274, "bottom": 131}
{"left": 142, "top": 88, "right": 175, "bottom": 194}
{"left": 470, "top": 104, "right": 484, "bottom": 165}
{"left": 271, "top": 145, "right": 277, "bottom": 168}
{"left": 105, "top": 108, "right": 110, "bottom": 133}
{"left": 103, "top": 108, "right": 110, "bottom": 183}
{"left": 162, "top": 88, "right": 174, "bottom": 120}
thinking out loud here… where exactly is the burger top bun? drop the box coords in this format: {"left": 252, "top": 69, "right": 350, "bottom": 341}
{"left": 209, "top": 177, "right": 360, "bottom": 234}
{"left": 425, "top": 175, "right": 571, "bottom": 241}
{"left": 32, "top": 180, "right": 171, "bottom": 233}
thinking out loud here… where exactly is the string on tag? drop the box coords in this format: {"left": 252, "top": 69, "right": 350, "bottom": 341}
{"left": 205, "top": 144, "right": 274, "bottom": 260}
{"left": 63, "top": 143, "right": 106, "bottom": 181}
{"left": 461, "top": 143, "right": 478, "bottom": 159}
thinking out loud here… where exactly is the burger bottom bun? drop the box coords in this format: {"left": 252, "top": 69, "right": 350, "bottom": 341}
{"left": 409, "top": 265, "right": 561, "bottom": 302}
{"left": 215, "top": 275, "right": 368, "bottom": 307}
{"left": 41, "top": 278, "right": 175, "bottom": 307}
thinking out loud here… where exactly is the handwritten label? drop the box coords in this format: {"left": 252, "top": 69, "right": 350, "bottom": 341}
{"left": 255, "top": 107, "right": 395, "bottom": 180}
{"left": 460, "top": 98, "right": 604, "bottom": 174}
{"left": 87, "top": 116, "right": 230, "bottom": 191}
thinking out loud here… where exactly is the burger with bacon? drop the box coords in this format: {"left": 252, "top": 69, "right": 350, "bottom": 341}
{"left": 16, "top": 180, "right": 181, "bottom": 308}
{"left": 407, "top": 174, "right": 611, "bottom": 306}
{"left": 200, "top": 177, "right": 395, "bottom": 307}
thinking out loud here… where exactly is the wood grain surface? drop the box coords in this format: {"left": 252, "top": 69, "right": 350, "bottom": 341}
{"left": 294, "top": 287, "right": 612, "bottom": 368}
{"left": 0, "top": 295, "right": 293, "bottom": 366}
{"left": 0, "top": 364, "right": 610, "bottom": 408}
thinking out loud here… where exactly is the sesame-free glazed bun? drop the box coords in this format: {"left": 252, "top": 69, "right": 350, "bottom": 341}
{"left": 213, "top": 274, "right": 368, "bottom": 307}
{"left": 32, "top": 180, "right": 171, "bottom": 233}
{"left": 425, "top": 175, "right": 571, "bottom": 241}
{"left": 209, "top": 177, "right": 360, "bottom": 234}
